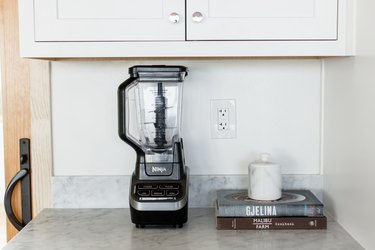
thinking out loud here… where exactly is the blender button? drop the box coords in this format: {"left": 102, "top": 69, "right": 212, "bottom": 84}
{"left": 159, "top": 184, "right": 180, "bottom": 189}
{"left": 166, "top": 190, "right": 179, "bottom": 196}
{"left": 138, "top": 184, "right": 158, "bottom": 189}
{"left": 151, "top": 190, "right": 165, "bottom": 196}
{"left": 137, "top": 190, "right": 150, "bottom": 196}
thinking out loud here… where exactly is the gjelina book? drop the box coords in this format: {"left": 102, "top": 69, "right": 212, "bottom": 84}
{"left": 216, "top": 216, "right": 327, "bottom": 230}
{"left": 216, "top": 190, "right": 323, "bottom": 217}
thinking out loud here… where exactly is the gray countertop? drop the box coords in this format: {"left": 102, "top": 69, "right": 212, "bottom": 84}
{"left": 3, "top": 208, "right": 363, "bottom": 250}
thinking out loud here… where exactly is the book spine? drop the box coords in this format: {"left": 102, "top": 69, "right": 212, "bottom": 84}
{"left": 218, "top": 204, "right": 324, "bottom": 217}
{"left": 216, "top": 217, "right": 327, "bottom": 230}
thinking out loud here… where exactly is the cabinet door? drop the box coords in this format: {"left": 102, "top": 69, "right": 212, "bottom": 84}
{"left": 33, "top": 0, "right": 185, "bottom": 41}
{"left": 187, "top": 0, "right": 338, "bottom": 40}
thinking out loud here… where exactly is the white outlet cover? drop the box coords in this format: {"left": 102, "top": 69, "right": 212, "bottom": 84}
{"left": 210, "top": 99, "right": 236, "bottom": 139}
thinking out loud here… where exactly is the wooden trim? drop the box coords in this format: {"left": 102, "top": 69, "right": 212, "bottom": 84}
{"left": 1, "top": 0, "right": 31, "bottom": 240}
{"left": 1, "top": 0, "right": 52, "bottom": 241}
{"left": 30, "top": 60, "right": 52, "bottom": 217}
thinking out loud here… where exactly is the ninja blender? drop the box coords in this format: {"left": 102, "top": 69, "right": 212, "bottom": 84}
{"left": 118, "top": 65, "right": 189, "bottom": 228}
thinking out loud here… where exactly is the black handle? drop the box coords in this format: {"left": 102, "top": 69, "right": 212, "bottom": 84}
{"left": 4, "top": 169, "right": 29, "bottom": 231}
{"left": 4, "top": 138, "right": 32, "bottom": 231}
{"left": 118, "top": 77, "right": 145, "bottom": 159}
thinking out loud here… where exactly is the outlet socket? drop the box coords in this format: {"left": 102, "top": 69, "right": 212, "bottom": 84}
{"left": 218, "top": 108, "right": 229, "bottom": 130}
{"left": 210, "top": 99, "right": 236, "bottom": 139}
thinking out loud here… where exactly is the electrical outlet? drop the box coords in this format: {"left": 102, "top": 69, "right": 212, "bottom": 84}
{"left": 218, "top": 108, "right": 229, "bottom": 130}
{"left": 211, "top": 99, "right": 236, "bottom": 139}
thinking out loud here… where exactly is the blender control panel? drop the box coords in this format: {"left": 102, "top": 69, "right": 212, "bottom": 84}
{"left": 135, "top": 183, "right": 182, "bottom": 201}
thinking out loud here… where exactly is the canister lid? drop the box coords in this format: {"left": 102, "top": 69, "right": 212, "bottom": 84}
{"left": 260, "top": 153, "right": 270, "bottom": 162}
{"left": 250, "top": 153, "right": 278, "bottom": 167}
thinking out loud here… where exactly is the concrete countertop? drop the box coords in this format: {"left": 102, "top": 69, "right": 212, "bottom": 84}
{"left": 3, "top": 208, "right": 363, "bottom": 250}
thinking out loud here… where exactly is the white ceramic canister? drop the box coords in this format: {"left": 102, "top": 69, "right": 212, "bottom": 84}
{"left": 248, "top": 153, "right": 282, "bottom": 201}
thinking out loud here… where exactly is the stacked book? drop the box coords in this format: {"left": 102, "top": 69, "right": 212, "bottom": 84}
{"left": 216, "top": 189, "right": 327, "bottom": 230}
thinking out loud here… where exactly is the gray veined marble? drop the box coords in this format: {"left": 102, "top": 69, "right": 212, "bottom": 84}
{"left": 52, "top": 175, "right": 323, "bottom": 208}
{"left": 3, "top": 208, "right": 363, "bottom": 250}
{"left": 53, "top": 176, "right": 130, "bottom": 208}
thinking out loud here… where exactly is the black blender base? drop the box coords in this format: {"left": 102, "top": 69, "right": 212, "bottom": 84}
{"left": 130, "top": 203, "right": 188, "bottom": 228}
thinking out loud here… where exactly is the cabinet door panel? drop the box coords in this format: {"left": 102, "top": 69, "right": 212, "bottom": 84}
{"left": 57, "top": 0, "right": 163, "bottom": 19}
{"left": 34, "top": 0, "right": 185, "bottom": 41}
{"left": 187, "top": 0, "right": 338, "bottom": 40}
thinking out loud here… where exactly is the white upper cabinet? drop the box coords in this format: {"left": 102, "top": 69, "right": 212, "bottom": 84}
{"left": 34, "top": 0, "right": 185, "bottom": 41}
{"left": 187, "top": 0, "right": 338, "bottom": 40}
{"left": 18, "top": 0, "right": 355, "bottom": 57}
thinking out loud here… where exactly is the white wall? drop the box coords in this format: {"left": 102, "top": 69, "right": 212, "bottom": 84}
{"left": 51, "top": 59, "right": 322, "bottom": 176}
{"left": 324, "top": 0, "right": 375, "bottom": 249}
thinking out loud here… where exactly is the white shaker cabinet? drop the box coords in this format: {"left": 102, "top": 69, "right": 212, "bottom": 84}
{"left": 187, "top": 0, "right": 338, "bottom": 40}
{"left": 33, "top": 0, "right": 185, "bottom": 41}
{"left": 18, "top": 0, "right": 355, "bottom": 57}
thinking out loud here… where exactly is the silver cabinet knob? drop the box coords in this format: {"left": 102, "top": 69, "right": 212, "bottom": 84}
{"left": 169, "top": 12, "right": 180, "bottom": 23}
{"left": 192, "top": 12, "right": 204, "bottom": 23}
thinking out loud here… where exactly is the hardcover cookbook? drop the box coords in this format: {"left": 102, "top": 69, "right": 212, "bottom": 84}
{"left": 216, "top": 189, "right": 324, "bottom": 217}
{"left": 216, "top": 216, "right": 327, "bottom": 230}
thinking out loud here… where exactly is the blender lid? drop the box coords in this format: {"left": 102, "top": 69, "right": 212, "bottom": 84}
{"left": 129, "top": 65, "right": 188, "bottom": 78}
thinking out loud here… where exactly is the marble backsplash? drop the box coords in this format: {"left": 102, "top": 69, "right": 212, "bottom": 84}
{"left": 52, "top": 175, "right": 323, "bottom": 208}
